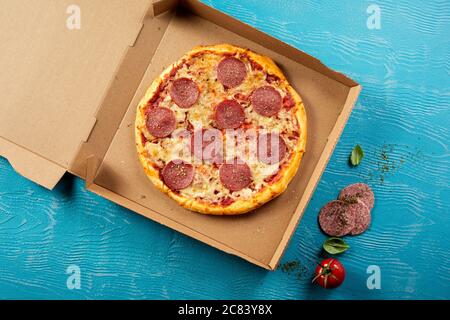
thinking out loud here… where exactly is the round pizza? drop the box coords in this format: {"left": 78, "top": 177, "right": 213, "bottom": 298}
{"left": 135, "top": 44, "right": 307, "bottom": 215}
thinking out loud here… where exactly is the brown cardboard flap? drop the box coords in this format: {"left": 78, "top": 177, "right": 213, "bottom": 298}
{"left": 0, "top": 137, "right": 65, "bottom": 189}
{"left": 153, "top": 0, "right": 178, "bottom": 16}
{"left": 0, "top": 0, "right": 151, "bottom": 189}
{"left": 70, "top": 10, "right": 174, "bottom": 180}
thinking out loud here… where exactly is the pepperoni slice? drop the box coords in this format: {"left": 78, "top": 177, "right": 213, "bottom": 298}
{"left": 349, "top": 200, "right": 371, "bottom": 235}
{"left": 217, "top": 57, "right": 247, "bottom": 88}
{"left": 339, "top": 183, "right": 375, "bottom": 210}
{"left": 190, "top": 129, "right": 223, "bottom": 164}
{"left": 251, "top": 86, "right": 282, "bottom": 117}
{"left": 219, "top": 161, "right": 252, "bottom": 192}
{"left": 169, "top": 78, "right": 199, "bottom": 108}
{"left": 258, "top": 133, "right": 287, "bottom": 164}
{"left": 318, "top": 200, "right": 356, "bottom": 237}
{"left": 214, "top": 99, "right": 245, "bottom": 129}
{"left": 145, "top": 107, "right": 176, "bottom": 138}
{"left": 161, "top": 160, "right": 194, "bottom": 191}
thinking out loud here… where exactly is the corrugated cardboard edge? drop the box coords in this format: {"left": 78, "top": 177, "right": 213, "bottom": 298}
{"left": 268, "top": 85, "right": 362, "bottom": 270}
{"left": 0, "top": 137, "right": 65, "bottom": 189}
{"left": 84, "top": 156, "right": 271, "bottom": 270}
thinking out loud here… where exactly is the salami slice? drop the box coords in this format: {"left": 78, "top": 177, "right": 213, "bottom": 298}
{"left": 350, "top": 200, "right": 371, "bottom": 235}
{"left": 214, "top": 99, "right": 245, "bottom": 129}
{"left": 191, "top": 129, "right": 223, "bottom": 164}
{"left": 145, "top": 107, "right": 176, "bottom": 138}
{"left": 217, "top": 57, "right": 247, "bottom": 88}
{"left": 258, "top": 133, "right": 287, "bottom": 164}
{"left": 251, "top": 86, "right": 282, "bottom": 117}
{"left": 339, "top": 183, "right": 375, "bottom": 210}
{"left": 219, "top": 161, "right": 252, "bottom": 192}
{"left": 318, "top": 200, "right": 356, "bottom": 237}
{"left": 161, "top": 160, "right": 194, "bottom": 191}
{"left": 169, "top": 77, "right": 199, "bottom": 108}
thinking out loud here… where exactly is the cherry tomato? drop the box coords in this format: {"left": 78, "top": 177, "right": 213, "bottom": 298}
{"left": 313, "top": 258, "right": 345, "bottom": 289}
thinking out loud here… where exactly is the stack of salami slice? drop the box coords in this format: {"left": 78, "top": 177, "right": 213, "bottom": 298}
{"left": 318, "top": 183, "right": 374, "bottom": 236}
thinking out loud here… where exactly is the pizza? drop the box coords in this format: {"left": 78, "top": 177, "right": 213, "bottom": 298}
{"left": 135, "top": 44, "right": 307, "bottom": 215}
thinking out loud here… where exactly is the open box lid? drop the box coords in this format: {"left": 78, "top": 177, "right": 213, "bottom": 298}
{"left": 0, "top": 0, "right": 152, "bottom": 189}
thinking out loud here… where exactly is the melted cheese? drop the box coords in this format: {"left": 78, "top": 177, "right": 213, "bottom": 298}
{"left": 143, "top": 51, "right": 300, "bottom": 204}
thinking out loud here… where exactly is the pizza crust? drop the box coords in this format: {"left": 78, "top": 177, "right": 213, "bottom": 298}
{"left": 135, "top": 44, "right": 307, "bottom": 215}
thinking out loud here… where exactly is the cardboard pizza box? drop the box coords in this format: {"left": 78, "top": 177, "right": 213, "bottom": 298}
{"left": 0, "top": 0, "right": 361, "bottom": 270}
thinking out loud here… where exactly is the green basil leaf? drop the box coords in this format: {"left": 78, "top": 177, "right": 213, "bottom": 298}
{"left": 323, "top": 237, "right": 350, "bottom": 254}
{"left": 350, "top": 144, "right": 364, "bottom": 166}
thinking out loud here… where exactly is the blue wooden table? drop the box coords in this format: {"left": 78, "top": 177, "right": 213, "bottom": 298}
{"left": 0, "top": 0, "right": 449, "bottom": 299}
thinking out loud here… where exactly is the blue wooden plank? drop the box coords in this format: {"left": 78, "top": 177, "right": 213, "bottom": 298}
{"left": 0, "top": 0, "right": 449, "bottom": 299}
